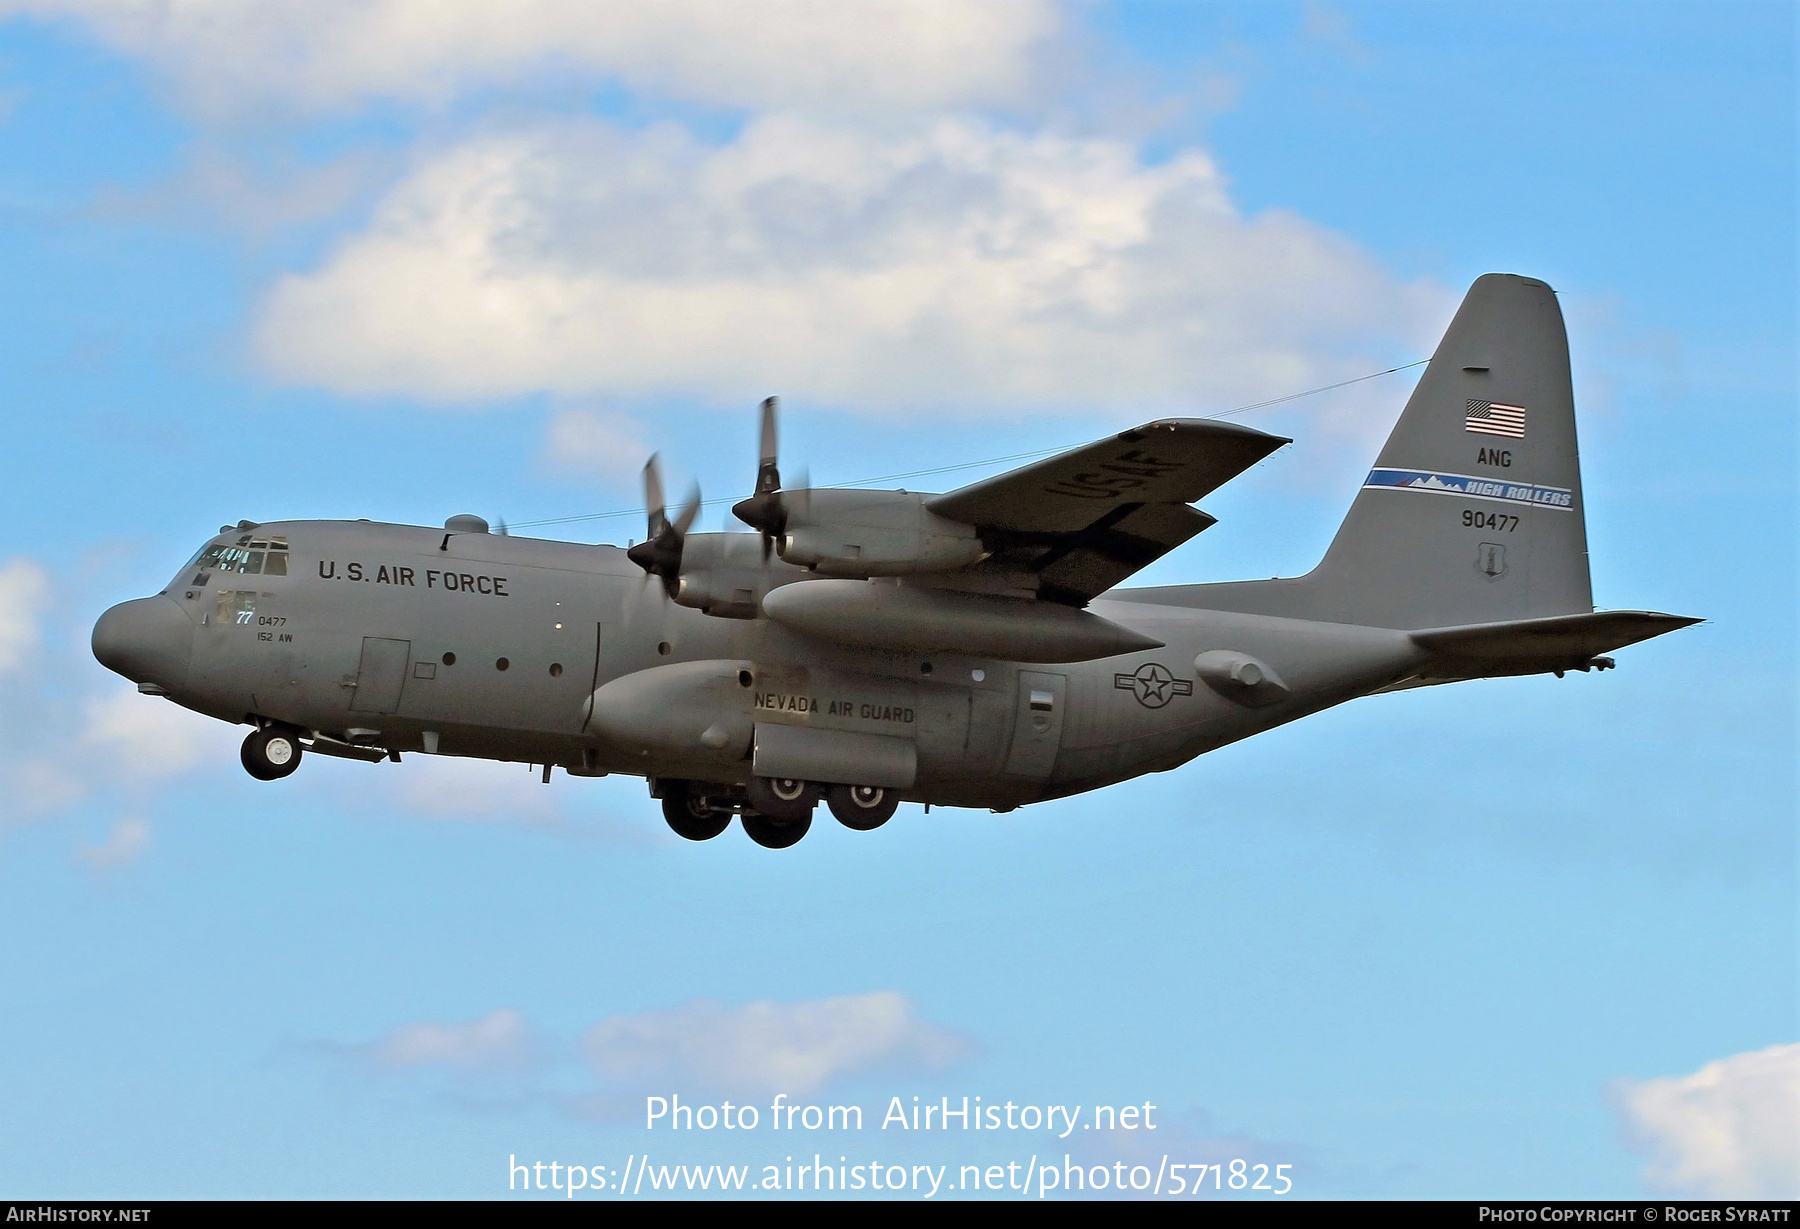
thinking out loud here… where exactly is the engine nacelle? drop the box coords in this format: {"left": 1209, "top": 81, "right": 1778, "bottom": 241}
{"left": 671, "top": 533, "right": 800, "bottom": 619}
{"left": 761, "top": 579, "right": 1164, "bottom": 662}
{"left": 778, "top": 490, "right": 984, "bottom": 577}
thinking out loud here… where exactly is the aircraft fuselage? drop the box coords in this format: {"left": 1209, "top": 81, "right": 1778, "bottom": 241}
{"left": 105, "top": 518, "right": 1427, "bottom": 811}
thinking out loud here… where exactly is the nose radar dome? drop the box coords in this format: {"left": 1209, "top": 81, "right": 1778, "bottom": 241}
{"left": 92, "top": 596, "right": 194, "bottom": 694}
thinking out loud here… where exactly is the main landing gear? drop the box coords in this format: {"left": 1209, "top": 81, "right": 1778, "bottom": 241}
{"left": 655, "top": 777, "right": 902, "bottom": 848}
{"left": 741, "top": 809, "right": 812, "bottom": 850}
{"left": 241, "top": 726, "right": 303, "bottom": 780}
{"left": 660, "top": 788, "right": 731, "bottom": 842}
{"left": 825, "top": 784, "right": 899, "bottom": 830}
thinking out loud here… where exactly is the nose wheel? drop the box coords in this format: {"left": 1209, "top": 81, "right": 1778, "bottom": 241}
{"left": 241, "top": 727, "right": 303, "bottom": 780}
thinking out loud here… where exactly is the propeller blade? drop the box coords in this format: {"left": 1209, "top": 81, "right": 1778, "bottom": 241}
{"left": 735, "top": 395, "right": 789, "bottom": 557}
{"left": 643, "top": 454, "right": 668, "bottom": 538}
{"left": 758, "top": 464, "right": 809, "bottom": 561}
{"left": 673, "top": 482, "right": 702, "bottom": 537}
{"left": 755, "top": 396, "right": 780, "bottom": 496}
{"left": 627, "top": 456, "right": 696, "bottom": 599}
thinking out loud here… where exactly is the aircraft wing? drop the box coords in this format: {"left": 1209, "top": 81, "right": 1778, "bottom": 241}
{"left": 926, "top": 418, "right": 1288, "bottom": 604}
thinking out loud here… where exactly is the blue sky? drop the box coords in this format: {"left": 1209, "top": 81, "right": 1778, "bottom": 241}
{"left": 0, "top": 0, "right": 1792, "bottom": 1201}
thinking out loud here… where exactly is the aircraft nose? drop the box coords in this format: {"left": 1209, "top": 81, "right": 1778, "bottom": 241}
{"left": 92, "top": 596, "right": 194, "bottom": 694}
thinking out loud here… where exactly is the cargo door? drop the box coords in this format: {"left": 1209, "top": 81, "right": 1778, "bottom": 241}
{"left": 348, "top": 637, "right": 411, "bottom": 714}
{"left": 1003, "top": 670, "right": 1066, "bottom": 779}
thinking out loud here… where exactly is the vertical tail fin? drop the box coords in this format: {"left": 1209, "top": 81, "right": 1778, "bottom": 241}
{"left": 1312, "top": 272, "right": 1591, "bottom": 627}
{"left": 1152, "top": 273, "right": 1594, "bottom": 629}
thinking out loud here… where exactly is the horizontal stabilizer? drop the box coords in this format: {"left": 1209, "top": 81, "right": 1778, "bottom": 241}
{"left": 1410, "top": 610, "right": 1701, "bottom": 660}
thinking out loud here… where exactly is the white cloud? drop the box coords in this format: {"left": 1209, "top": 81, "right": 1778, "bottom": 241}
{"left": 581, "top": 991, "right": 972, "bottom": 1096}
{"left": 1301, "top": 3, "right": 1373, "bottom": 66}
{"left": 256, "top": 115, "right": 1447, "bottom": 414}
{"left": 367, "top": 1007, "right": 537, "bottom": 1074}
{"left": 3, "top": 0, "right": 1059, "bottom": 117}
{"left": 10, "top": 759, "right": 86, "bottom": 816}
{"left": 541, "top": 408, "right": 650, "bottom": 483}
{"left": 328, "top": 748, "right": 655, "bottom": 843}
{"left": 8, "top": 3, "right": 1445, "bottom": 423}
{"left": 1613, "top": 1043, "right": 1800, "bottom": 1198}
{"left": 74, "top": 814, "right": 150, "bottom": 871}
{"left": 388, "top": 754, "right": 567, "bottom": 824}
{"left": 90, "top": 144, "right": 388, "bottom": 239}
{"left": 0, "top": 558, "right": 49, "bottom": 672}
{"left": 81, "top": 686, "right": 220, "bottom": 782}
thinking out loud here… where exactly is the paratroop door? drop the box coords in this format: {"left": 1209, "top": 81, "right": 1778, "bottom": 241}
{"left": 1004, "top": 670, "right": 1066, "bottom": 779}
{"left": 349, "top": 637, "right": 411, "bottom": 714}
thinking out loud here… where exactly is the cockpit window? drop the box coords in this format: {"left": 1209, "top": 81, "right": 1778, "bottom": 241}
{"left": 194, "top": 537, "right": 288, "bottom": 577}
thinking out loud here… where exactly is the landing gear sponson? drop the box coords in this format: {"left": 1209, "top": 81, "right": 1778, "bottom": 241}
{"left": 656, "top": 776, "right": 900, "bottom": 848}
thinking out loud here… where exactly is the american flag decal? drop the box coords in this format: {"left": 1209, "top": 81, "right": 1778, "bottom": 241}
{"left": 1465, "top": 400, "right": 1526, "bottom": 438}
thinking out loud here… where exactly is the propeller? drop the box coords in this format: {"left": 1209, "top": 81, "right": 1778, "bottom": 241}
{"left": 626, "top": 453, "right": 700, "bottom": 597}
{"left": 732, "top": 396, "right": 788, "bottom": 559}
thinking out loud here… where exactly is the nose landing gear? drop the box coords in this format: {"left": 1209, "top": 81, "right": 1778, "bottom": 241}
{"left": 241, "top": 726, "right": 303, "bottom": 780}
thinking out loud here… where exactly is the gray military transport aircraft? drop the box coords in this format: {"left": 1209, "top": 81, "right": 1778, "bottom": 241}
{"left": 93, "top": 274, "right": 1697, "bottom": 848}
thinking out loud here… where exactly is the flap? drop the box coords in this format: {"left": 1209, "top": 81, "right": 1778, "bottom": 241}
{"left": 753, "top": 723, "right": 917, "bottom": 789}
{"left": 1023, "top": 501, "right": 1216, "bottom": 606}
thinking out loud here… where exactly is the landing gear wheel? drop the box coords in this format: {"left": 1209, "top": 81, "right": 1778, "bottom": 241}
{"left": 827, "top": 784, "right": 899, "bottom": 830}
{"left": 662, "top": 789, "right": 730, "bottom": 841}
{"left": 242, "top": 727, "right": 303, "bottom": 781}
{"left": 744, "top": 775, "right": 816, "bottom": 822}
{"left": 741, "top": 811, "right": 812, "bottom": 850}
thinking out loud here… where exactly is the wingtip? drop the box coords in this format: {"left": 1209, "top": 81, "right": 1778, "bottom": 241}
{"left": 1122, "top": 418, "right": 1290, "bottom": 445}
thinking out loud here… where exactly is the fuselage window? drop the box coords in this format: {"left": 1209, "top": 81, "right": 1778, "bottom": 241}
{"left": 216, "top": 590, "right": 257, "bottom": 624}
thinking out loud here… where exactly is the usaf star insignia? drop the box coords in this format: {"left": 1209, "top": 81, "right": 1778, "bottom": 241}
{"left": 1115, "top": 662, "right": 1194, "bottom": 709}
